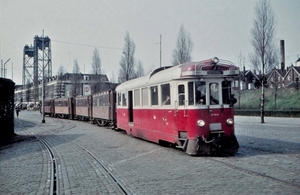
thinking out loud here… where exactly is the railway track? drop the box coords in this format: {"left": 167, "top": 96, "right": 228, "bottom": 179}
{"left": 33, "top": 134, "right": 59, "bottom": 195}
{"left": 207, "top": 155, "right": 300, "bottom": 190}
{"left": 8, "top": 112, "right": 299, "bottom": 194}
{"left": 209, "top": 139, "right": 300, "bottom": 190}
{"left": 15, "top": 120, "right": 59, "bottom": 195}
{"left": 19, "top": 116, "right": 132, "bottom": 195}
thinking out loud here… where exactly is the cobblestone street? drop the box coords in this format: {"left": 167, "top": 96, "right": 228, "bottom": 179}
{"left": 1, "top": 112, "right": 299, "bottom": 194}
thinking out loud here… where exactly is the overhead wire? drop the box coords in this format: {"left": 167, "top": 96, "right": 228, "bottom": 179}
{"left": 52, "top": 40, "right": 122, "bottom": 51}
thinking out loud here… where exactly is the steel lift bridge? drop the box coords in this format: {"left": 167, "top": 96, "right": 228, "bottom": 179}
{"left": 22, "top": 35, "right": 52, "bottom": 101}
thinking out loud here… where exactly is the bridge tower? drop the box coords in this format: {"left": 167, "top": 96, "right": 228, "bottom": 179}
{"left": 22, "top": 35, "right": 52, "bottom": 102}
{"left": 34, "top": 35, "right": 52, "bottom": 86}
{"left": 22, "top": 45, "right": 35, "bottom": 87}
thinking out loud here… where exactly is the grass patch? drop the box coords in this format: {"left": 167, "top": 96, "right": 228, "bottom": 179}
{"left": 235, "top": 88, "right": 300, "bottom": 111}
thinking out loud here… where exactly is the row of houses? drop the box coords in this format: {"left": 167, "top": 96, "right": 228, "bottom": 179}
{"left": 239, "top": 58, "right": 300, "bottom": 90}
{"left": 15, "top": 58, "right": 300, "bottom": 104}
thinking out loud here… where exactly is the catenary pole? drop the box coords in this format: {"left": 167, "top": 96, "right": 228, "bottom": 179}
{"left": 42, "top": 30, "right": 45, "bottom": 123}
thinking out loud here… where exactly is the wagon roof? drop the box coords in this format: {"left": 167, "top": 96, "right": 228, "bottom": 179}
{"left": 116, "top": 57, "right": 239, "bottom": 91}
{"left": 54, "top": 97, "right": 69, "bottom": 101}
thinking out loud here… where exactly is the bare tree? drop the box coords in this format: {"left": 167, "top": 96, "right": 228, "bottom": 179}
{"left": 91, "top": 48, "right": 101, "bottom": 74}
{"left": 72, "top": 58, "right": 80, "bottom": 74}
{"left": 90, "top": 49, "right": 103, "bottom": 93}
{"left": 135, "top": 60, "right": 145, "bottom": 78}
{"left": 172, "top": 24, "right": 193, "bottom": 66}
{"left": 110, "top": 71, "right": 116, "bottom": 83}
{"left": 250, "top": 0, "right": 277, "bottom": 123}
{"left": 238, "top": 52, "right": 246, "bottom": 109}
{"left": 56, "top": 65, "right": 66, "bottom": 98}
{"left": 57, "top": 65, "right": 66, "bottom": 76}
{"left": 118, "top": 31, "right": 136, "bottom": 82}
{"left": 71, "top": 59, "right": 81, "bottom": 97}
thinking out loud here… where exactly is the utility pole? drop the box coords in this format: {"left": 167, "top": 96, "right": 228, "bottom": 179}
{"left": 160, "top": 34, "right": 162, "bottom": 68}
{"left": 42, "top": 30, "right": 45, "bottom": 123}
{"left": 1, "top": 58, "right": 10, "bottom": 78}
{"left": 156, "top": 35, "right": 162, "bottom": 68}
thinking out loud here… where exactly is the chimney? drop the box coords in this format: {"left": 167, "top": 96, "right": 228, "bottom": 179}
{"left": 280, "top": 40, "right": 285, "bottom": 71}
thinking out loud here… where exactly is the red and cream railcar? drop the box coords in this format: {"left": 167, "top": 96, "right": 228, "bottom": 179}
{"left": 54, "top": 97, "right": 74, "bottom": 119}
{"left": 116, "top": 57, "right": 239, "bottom": 155}
{"left": 74, "top": 95, "right": 92, "bottom": 121}
{"left": 91, "top": 90, "right": 116, "bottom": 127}
{"left": 44, "top": 99, "right": 54, "bottom": 116}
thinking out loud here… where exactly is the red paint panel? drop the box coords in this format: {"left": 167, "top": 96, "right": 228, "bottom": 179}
{"left": 92, "top": 106, "right": 110, "bottom": 120}
{"left": 117, "top": 107, "right": 235, "bottom": 143}
{"left": 75, "top": 107, "right": 89, "bottom": 117}
{"left": 55, "top": 107, "right": 69, "bottom": 114}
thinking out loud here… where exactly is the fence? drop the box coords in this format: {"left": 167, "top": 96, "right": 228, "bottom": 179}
{"left": 234, "top": 109, "right": 300, "bottom": 117}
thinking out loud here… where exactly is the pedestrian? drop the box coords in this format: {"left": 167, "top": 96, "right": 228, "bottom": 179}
{"left": 16, "top": 108, "right": 20, "bottom": 118}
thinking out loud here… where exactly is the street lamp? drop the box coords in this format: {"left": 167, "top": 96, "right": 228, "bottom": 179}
{"left": 2, "top": 58, "right": 10, "bottom": 78}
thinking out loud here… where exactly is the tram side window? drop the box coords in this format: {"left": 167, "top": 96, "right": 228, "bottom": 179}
{"left": 195, "top": 81, "right": 206, "bottom": 105}
{"left": 222, "top": 81, "right": 237, "bottom": 105}
{"left": 142, "top": 88, "right": 148, "bottom": 106}
{"left": 209, "top": 83, "right": 219, "bottom": 105}
{"left": 188, "top": 82, "right": 194, "bottom": 105}
{"left": 99, "top": 96, "right": 104, "bottom": 106}
{"left": 134, "top": 89, "right": 140, "bottom": 106}
{"left": 161, "top": 84, "right": 170, "bottom": 105}
{"left": 178, "top": 85, "right": 185, "bottom": 106}
{"left": 150, "top": 86, "right": 158, "bottom": 105}
{"left": 103, "top": 94, "right": 109, "bottom": 106}
{"left": 97, "top": 97, "right": 100, "bottom": 107}
{"left": 222, "top": 81, "right": 231, "bottom": 104}
{"left": 122, "top": 93, "right": 127, "bottom": 106}
{"left": 117, "top": 93, "right": 121, "bottom": 106}
{"left": 93, "top": 97, "right": 97, "bottom": 106}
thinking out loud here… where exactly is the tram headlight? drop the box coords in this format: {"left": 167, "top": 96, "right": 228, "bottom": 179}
{"left": 197, "top": 120, "right": 205, "bottom": 127}
{"left": 226, "top": 118, "right": 234, "bottom": 125}
{"left": 212, "top": 57, "right": 219, "bottom": 64}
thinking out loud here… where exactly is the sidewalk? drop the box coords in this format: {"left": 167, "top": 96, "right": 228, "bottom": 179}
{"left": 234, "top": 115, "right": 300, "bottom": 127}
{"left": 0, "top": 118, "right": 50, "bottom": 195}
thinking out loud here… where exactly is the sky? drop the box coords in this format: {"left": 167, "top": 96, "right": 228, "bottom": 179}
{"left": 1, "top": 0, "right": 300, "bottom": 85}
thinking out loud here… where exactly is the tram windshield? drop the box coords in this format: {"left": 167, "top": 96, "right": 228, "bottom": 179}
{"left": 188, "top": 81, "right": 235, "bottom": 106}
{"left": 209, "top": 82, "right": 220, "bottom": 105}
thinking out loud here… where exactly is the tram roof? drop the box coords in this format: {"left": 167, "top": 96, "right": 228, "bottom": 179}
{"left": 116, "top": 57, "right": 239, "bottom": 91}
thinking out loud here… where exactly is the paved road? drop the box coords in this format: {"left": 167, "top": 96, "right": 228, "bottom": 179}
{"left": 1, "top": 111, "right": 299, "bottom": 194}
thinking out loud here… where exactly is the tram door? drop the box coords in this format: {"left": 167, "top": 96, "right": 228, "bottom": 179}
{"left": 174, "top": 83, "right": 187, "bottom": 133}
{"left": 177, "top": 84, "right": 186, "bottom": 108}
{"left": 128, "top": 91, "right": 133, "bottom": 123}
